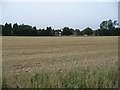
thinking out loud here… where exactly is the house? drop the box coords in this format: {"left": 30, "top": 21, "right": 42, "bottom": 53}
{"left": 73, "top": 30, "right": 81, "bottom": 36}
{"left": 53, "top": 30, "right": 62, "bottom": 36}
{"left": 92, "top": 30, "right": 96, "bottom": 36}
{"left": 81, "top": 30, "right": 99, "bottom": 36}
{"left": 81, "top": 31, "right": 85, "bottom": 36}
{"left": 84, "top": 34, "right": 88, "bottom": 36}
{"left": 92, "top": 30, "right": 99, "bottom": 36}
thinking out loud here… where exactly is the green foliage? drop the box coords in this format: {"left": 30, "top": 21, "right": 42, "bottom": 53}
{"left": 38, "top": 28, "right": 54, "bottom": 36}
{"left": 62, "top": 27, "right": 73, "bottom": 36}
{"left": 100, "top": 20, "right": 118, "bottom": 30}
{"left": 2, "top": 67, "right": 118, "bottom": 88}
{"left": 2, "top": 23, "right": 38, "bottom": 36}
{"left": 17, "top": 24, "right": 37, "bottom": 36}
{"left": 33, "top": 26, "right": 37, "bottom": 30}
{"left": 99, "top": 20, "right": 119, "bottom": 36}
{"left": 2, "top": 23, "right": 13, "bottom": 36}
{"left": 30, "top": 73, "right": 51, "bottom": 88}
{"left": 1, "top": 20, "right": 120, "bottom": 36}
{"left": 115, "top": 28, "right": 120, "bottom": 36}
{"left": 46, "top": 27, "right": 54, "bottom": 36}
{"left": 13, "top": 23, "right": 19, "bottom": 36}
{"left": 31, "top": 68, "right": 118, "bottom": 88}
{"left": 83, "top": 27, "right": 93, "bottom": 35}
{"left": 2, "top": 78, "right": 11, "bottom": 88}
{"left": 29, "top": 67, "right": 118, "bottom": 88}
{"left": 0, "top": 25, "right": 2, "bottom": 36}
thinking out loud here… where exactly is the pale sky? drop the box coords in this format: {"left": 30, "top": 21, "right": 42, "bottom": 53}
{"left": 1, "top": 2, "right": 118, "bottom": 30}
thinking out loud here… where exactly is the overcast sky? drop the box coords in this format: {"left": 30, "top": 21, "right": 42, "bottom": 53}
{"left": 1, "top": 2, "right": 118, "bottom": 30}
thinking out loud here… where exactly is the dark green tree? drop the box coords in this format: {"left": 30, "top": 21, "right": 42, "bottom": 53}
{"left": 18, "top": 24, "right": 34, "bottom": 36}
{"left": 32, "top": 26, "right": 38, "bottom": 36}
{"left": 33, "top": 26, "right": 37, "bottom": 30}
{"left": 83, "top": 27, "right": 93, "bottom": 35}
{"left": 0, "top": 25, "right": 2, "bottom": 36}
{"left": 115, "top": 27, "right": 120, "bottom": 36}
{"left": 46, "top": 27, "right": 53, "bottom": 36}
{"left": 62, "top": 27, "right": 73, "bottom": 36}
{"left": 13, "top": 23, "right": 19, "bottom": 36}
{"left": 99, "top": 20, "right": 118, "bottom": 36}
{"left": 38, "top": 29, "right": 48, "bottom": 36}
{"left": 2, "top": 23, "right": 13, "bottom": 36}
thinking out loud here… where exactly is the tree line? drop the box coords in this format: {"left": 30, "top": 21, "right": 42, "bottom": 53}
{"left": 0, "top": 19, "right": 120, "bottom": 36}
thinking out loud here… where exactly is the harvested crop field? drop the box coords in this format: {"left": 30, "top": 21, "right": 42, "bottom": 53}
{"left": 2, "top": 36, "right": 118, "bottom": 88}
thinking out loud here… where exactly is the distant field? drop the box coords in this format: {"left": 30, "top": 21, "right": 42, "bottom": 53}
{"left": 2, "top": 36, "right": 118, "bottom": 88}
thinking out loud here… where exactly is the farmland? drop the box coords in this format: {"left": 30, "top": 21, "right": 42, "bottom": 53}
{"left": 2, "top": 36, "right": 118, "bottom": 88}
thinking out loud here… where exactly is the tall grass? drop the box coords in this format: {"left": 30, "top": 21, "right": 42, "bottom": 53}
{"left": 2, "top": 67, "right": 118, "bottom": 88}
{"left": 2, "top": 78, "right": 11, "bottom": 88}
{"left": 30, "top": 67, "right": 118, "bottom": 88}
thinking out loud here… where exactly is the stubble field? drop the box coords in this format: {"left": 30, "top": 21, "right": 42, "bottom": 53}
{"left": 2, "top": 36, "right": 118, "bottom": 88}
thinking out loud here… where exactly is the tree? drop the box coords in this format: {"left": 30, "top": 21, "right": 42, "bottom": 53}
{"left": 33, "top": 26, "right": 37, "bottom": 30}
{"left": 2, "top": 23, "right": 13, "bottom": 36}
{"left": 100, "top": 21, "right": 108, "bottom": 30}
{"left": 74, "top": 29, "right": 81, "bottom": 36}
{"left": 62, "top": 27, "right": 73, "bottom": 36}
{"left": 13, "top": 23, "right": 19, "bottom": 36}
{"left": 0, "top": 25, "right": 2, "bottom": 36}
{"left": 83, "top": 27, "right": 93, "bottom": 35}
{"left": 18, "top": 24, "right": 34, "bottom": 36}
{"left": 32, "top": 26, "right": 38, "bottom": 36}
{"left": 115, "top": 27, "right": 120, "bottom": 36}
{"left": 46, "top": 27, "right": 54, "bottom": 36}
{"left": 99, "top": 19, "right": 118, "bottom": 36}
